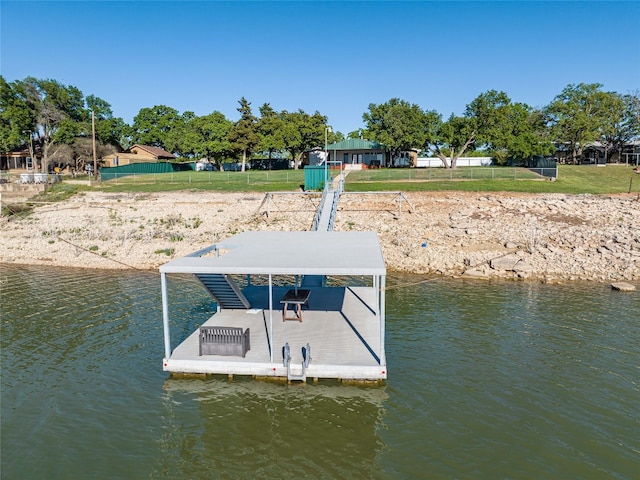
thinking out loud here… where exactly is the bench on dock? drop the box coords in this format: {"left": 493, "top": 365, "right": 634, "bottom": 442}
{"left": 199, "top": 326, "right": 250, "bottom": 357}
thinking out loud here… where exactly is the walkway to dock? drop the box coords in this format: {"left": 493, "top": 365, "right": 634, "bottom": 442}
{"left": 312, "top": 172, "right": 346, "bottom": 232}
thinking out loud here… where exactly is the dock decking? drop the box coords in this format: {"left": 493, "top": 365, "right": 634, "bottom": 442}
{"left": 165, "top": 286, "right": 386, "bottom": 380}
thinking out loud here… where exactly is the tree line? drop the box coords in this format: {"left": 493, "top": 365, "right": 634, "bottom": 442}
{"left": 1, "top": 75, "right": 638, "bottom": 173}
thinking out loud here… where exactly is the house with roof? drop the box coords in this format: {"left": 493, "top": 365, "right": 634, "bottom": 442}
{"left": 102, "top": 145, "right": 175, "bottom": 167}
{"left": 0, "top": 145, "right": 39, "bottom": 171}
{"left": 580, "top": 141, "right": 640, "bottom": 165}
{"left": 323, "top": 139, "right": 389, "bottom": 169}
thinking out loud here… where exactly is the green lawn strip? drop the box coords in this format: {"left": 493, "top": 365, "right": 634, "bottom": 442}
{"left": 98, "top": 170, "right": 307, "bottom": 193}
{"left": 344, "top": 165, "right": 639, "bottom": 195}
{"left": 39, "top": 164, "right": 640, "bottom": 197}
{"left": 346, "top": 167, "right": 541, "bottom": 182}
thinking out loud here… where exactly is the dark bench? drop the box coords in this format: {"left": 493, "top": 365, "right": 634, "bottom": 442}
{"left": 199, "top": 326, "right": 250, "bottom": 357}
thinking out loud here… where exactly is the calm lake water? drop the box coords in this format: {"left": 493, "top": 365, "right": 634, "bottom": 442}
{"left": 1, "top": 264, "right": 639, "bottom": 479}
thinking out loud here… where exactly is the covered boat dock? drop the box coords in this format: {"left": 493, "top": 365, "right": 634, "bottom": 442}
{"left": 159, "top": 231, "right": 387, "bottom": 382}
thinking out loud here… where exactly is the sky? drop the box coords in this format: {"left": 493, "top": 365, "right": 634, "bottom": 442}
{"left": 1, "top": 1, "right": 639, "bottom": 135}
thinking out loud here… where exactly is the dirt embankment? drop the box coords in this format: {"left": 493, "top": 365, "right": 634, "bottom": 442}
{"left": 1, "top": 190, "right": 638, "bottom": 283}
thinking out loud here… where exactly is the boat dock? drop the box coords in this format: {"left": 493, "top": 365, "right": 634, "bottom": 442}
{"left": 160, "top": 230, "right": 387, "bottom": 382}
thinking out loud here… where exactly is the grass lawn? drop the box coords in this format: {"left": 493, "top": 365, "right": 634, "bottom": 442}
{"left": 96, "top": 169, "right": 306, "bottom": 193}
{"left": 38, "top": 164, "right": 640, "bottom": 198}
{"left": 344, "top": 164, "right": 639, "bottom": 195}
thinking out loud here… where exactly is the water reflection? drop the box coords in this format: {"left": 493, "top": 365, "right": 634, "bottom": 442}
{"left": 154, "top": 378, "right": 388, "bottom": 479}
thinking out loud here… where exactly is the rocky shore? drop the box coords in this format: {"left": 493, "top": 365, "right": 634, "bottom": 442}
{"left": 1, "top": 190, "right": 638, "bottom": 284}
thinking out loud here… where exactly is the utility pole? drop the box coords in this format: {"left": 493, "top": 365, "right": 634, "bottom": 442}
{"left": 92, "top": 109, "right": 97, "bottom": 179}
{"left": 324, "top": 125, "right": 332, "bottom": 185}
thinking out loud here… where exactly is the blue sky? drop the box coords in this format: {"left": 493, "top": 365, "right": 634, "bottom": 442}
{"left": 1, "top": 1, "right": 639, "bottom": 135}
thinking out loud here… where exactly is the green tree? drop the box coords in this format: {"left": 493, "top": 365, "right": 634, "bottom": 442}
{"left": 53, "top": 95, "right": 131, "bottom": 172}
{"left": 462, "top": 92, "right": 553, "bottom": 163}
{"left": 0, "top": 76, "right": 37, "bottom": 153}
{"left": 2, "top": 77, "right": 133, "bottom": 172}
{"left": 332, "top": 130, "right": 346, "bottom": 142}
{"left": 545, "top": 83, "right": 611, "bottom": 163}
{"left": 599, "top": 91, "right": 640, "bottom": 163}
{"left": 363, "top": 98, "right": 432, "bottom": 166}
{"left": 428, "top": 114, "right": 475, "bottom": 169}
{"left": 162, "top": 111, "right": 198, "bottom": 158}
{"left": 501, "top": 103, "right": 554, "bottom": 162}
{"left": 424, "top": 90, "right": 550, "bottom": 168}
{"left": 131, "top": 105, "right": 181, "bottom": 150}
{"left": 257, "top": 103, "right": 285, "bottom": 164}
{"left": 228, "top": 97, "right": 259, "bottom": 172}
{"left": 16, "top": 77, "right": 86, "bottom": 172}
{"left": 280, "top": 109, "right": 327, "bottom": 169}
{"left": 189, "top": 111, "right": 233, "bottom": 171}
{"left": 86, "top": 94, "right": 130, "bottom": 149}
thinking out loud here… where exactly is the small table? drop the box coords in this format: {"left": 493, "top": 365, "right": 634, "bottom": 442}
{"left": 280, "top": 289, "right": 311, "bottom": 322}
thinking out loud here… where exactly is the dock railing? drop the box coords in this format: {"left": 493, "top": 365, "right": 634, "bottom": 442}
{"left": 312, "top": 178, "right": 343, "bottom": 231}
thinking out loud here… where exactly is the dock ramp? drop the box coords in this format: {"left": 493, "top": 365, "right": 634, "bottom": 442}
{"left": 312, "top": 177, "right": 343, "bottom": 232}
{"left": 195, "top": 273, "right": 251, "bottom": 309}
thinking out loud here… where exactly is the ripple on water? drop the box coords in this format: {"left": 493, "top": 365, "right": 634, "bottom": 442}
{"left": 1, "top": 266, "right": 639, "bottom": 479}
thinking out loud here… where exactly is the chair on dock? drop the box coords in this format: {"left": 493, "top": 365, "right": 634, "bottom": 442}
{"left": 199, "top": 326, "right": 250, "bottom": 357}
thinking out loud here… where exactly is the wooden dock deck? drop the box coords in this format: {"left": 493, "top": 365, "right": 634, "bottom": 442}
{"left": 165, "top": 286, "right": 386, "bottom": 381}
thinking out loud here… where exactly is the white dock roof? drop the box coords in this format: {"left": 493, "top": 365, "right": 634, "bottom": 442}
{"left": 160, "top": 231, "right": 386, "bottom": 276}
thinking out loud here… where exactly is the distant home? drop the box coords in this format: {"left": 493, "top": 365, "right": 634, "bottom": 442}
{"left": 0, "top": 146, "right": 36, "bottom": 171}
{"left": 102, "top": 145, "right": 175, "bottom": 167}
{"left": 323, "top": 139, "right": 389, "bottom": 169}
{"left": 579, "top": 141, "right": 640, "bottom": 165}
{"left": 308, "top": 139, "right": 422, "bottom": 168}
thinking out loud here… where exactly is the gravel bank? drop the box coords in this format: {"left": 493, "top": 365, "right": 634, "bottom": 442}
{"left": 1, "top": 190, "right": 638, "bottom": 284}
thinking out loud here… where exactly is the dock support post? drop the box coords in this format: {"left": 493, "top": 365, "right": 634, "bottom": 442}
{"left": 380, "top": 274, "right": 386, "bottom": 366}
{"left": 161, "top": 272, "right": 171, "bottom": 359}
{"left": 268, "top": 274, "right": 274, "bottom": 363}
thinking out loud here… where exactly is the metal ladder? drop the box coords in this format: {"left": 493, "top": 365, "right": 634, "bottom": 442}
{"left": 282, "top": 342, "right": 312, "bottom": 382}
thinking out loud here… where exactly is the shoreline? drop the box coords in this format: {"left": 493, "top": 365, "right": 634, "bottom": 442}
{"left": 1, "top": 190, "right": 638, "bottom": 285}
